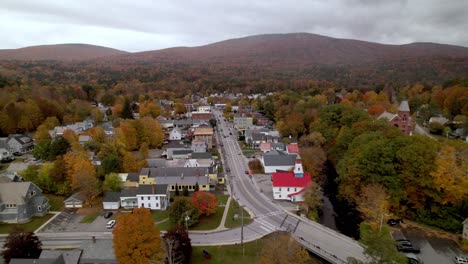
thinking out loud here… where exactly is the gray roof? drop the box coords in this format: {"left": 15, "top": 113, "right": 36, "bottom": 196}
{"left": 263, "top": 152, "right": 296, "bottom": 166}
{"left": 137, "top": 184, "right": 168, "bottom": 195}
{"left": 191, "top": 152, "right": 212, "bottom": 159}
{"left": 0, "top": 182, "right": 34, "bottom": 204}
{"left": 429, "top": 116, "right": 449, "bottom": 125}
{"left": 103, "top": 192, "right": 121, "bottom": 202}
{"left": 145, "top": 167, "right": 208, "bottom": 177}
{"left": 64, "top": 192, "right": 85, "bottom": 203}
{"left": 119, "top": 188, "right": 139, "bottom": 197}
{"left": 378, "top": 111, "right": 397, "bottom": 121}
{"left": 127, "top": 172, "right": 139, "bottom": 182}
{"left": 10, "top": 250, "right": 82, "bottom": 264}
{"left": 146, "top": 158, "right": 167, "bottom": 168}
{"left": 140, "top": 167, "right": 211, "bottom": 185}
{"left": 172, "top": 149, "right": 192, "bottom": 155}
{"left": 398, "top": 100, "right": 410, "bottom": 112}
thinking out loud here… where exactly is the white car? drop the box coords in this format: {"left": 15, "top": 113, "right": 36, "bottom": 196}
{"left": 106, "top": 220, "right": 116, "bottom": 229}
{"left": 455, "top": 256, "right": 468, "bottom": 264}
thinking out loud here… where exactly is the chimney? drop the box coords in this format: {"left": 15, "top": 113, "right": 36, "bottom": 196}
{"left": 181, "top": 172, "right": 184, "bottom": 179}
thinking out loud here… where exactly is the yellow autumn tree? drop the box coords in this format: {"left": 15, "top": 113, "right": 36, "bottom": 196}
{"left": 34, "top": 125, "right": 51, "bottom": 142}
{"left": 63, "top": 150, "right": 98, "bottom": 204}
{"left": 257, "top": 232, "right": 313, "bottom": 264}
{"left": 430, "top": 146, "right": 468, "bottom": 205}
{"left": 356, "top": 184, "right": 389, "bottom": 231}
{"left": 113, "top": 208, "right": 163, "bottom": 264}
{"left": 139, "top": 100, "right": 161, "bottom": 118}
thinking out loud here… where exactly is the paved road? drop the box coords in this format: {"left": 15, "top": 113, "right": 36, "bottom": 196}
{"left": 22, "top": 110, "right": 365, "bottom": 263}
{"left": 213, "top": 110, "right": 366, "bottom": 263}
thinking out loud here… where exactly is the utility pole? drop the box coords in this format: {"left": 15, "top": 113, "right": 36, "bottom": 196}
{"left": 241, "top": 206, "right": 244, "bottom": 256}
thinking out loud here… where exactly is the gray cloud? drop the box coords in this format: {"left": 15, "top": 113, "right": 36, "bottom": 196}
{"left": 0, "top": 0, "right": 467, "bottom": 52}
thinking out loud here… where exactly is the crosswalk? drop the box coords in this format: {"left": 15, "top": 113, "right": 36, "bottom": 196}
{"left": 254, "top": 210, "right": 285, "bottom": 232}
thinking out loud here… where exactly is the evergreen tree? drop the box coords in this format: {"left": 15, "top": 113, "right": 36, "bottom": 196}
{"left": 175, "top": 184, "right": 180, "bottom": 196}
{"left": 194, "top": 182, "right": 199, "bottom": 192}
{"left": 121, "top": 98, "right": 134, "bottom": 119}
{"left": 183, "top": 186, "right": 189, "bottom": 196}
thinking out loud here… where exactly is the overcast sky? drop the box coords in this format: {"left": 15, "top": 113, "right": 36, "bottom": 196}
{"left": 1, "top": 0, "right": 467, "bottom": 52}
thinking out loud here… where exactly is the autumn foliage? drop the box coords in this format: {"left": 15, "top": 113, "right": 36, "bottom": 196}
{"left": 191, "top": 191, "right": 218, "bottom": 216}
{"left": 113, "top": 208, "right": 162, "bottom": 264}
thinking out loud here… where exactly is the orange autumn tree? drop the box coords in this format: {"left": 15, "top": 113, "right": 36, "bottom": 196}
{"left": 63, "top": 150, "right": 98, "bottom": 205}
{"left": 113, "top": 208, "right": 162, "bottom": 264}
{"left": 192, "top": 191, "right": 218, "bottom": 216}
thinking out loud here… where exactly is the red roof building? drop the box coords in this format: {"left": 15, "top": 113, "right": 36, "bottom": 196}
{"left": 271, "top": 159, "right": 311, "bottom": 202}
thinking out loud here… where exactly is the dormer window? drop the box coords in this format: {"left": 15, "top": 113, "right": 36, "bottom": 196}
{"left": 30, "top": 191, "right": 36, "bottom": 196}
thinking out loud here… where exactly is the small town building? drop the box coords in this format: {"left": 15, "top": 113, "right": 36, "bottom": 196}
{"left": 272, "top": 159, "right": 311, "bottom": 202}
{"left": 0, "top": 181, "right": 50, "bottom": 223}
{"left": 193, "top": 127, "right": 214, "bottom": 149}
{"left": 378, "top": 100, "right": 412, "bottom": 135}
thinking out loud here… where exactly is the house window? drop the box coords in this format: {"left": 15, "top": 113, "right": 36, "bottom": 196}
{"left": 279, "top": 188, "right": 281, "bottom": 191}
{"left": 156, "top": 203, "right": 159, "bottom": 208}
{"left": 202, "top": 185, "right": 206, "bottom": 188}
{"left": 30, "top": 191, "right": 36, "bottom": 196}
{"left": 140, "top": 197, "right": 144, "bottom": 200}
{"left": 179, "top": 185, "right": 182, "bottom": 190}
{"left": 279, "top": 195, "right": 281, "bottom": 198}
{"left": 147, "top": 197, "right": 150, "bottom": 200}
{"left": 287, "top": 188, "right": 290, "bottom": 192}
{"left": 294, "top": 188, "right": 297, "bottom": 192}
{"left": 171, "top": 185, "right": 175, "bottom": 190}
{"left": 148, "top": 203, "right": 150, "bottom": 208}
{"left": 38, "top": 206, "right": 42, "bottom": 211}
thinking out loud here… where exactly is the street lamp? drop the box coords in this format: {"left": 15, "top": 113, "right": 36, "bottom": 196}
{"left": 185, "top": 215, "right": 190, "bottom": 231}
{"left": 233, "top": 205, "right": 245, "bottom": 256}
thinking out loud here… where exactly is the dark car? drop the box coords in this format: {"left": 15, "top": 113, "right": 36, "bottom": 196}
{"left": 396, "top": 245, "right": 420, "bottom": 254}
{"left": 387, "top": 218, "right": 404, "bottom": 226}
{"left": 104, "top": 211, "right": 113, "bottom": 219}
{"left": 245, "top": 170, "right": 249, "bottom": 174}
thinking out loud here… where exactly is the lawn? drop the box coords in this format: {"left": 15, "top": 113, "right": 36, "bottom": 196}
{"left": 224, "top": 198, "right": 252, "bottom": 229}
{"left": 80, "top": 211, "right": 100, "bottom": 223}
{"left": 152, "top": 210, "right": 170, "bottom": 222}
{"left": 191, "top": 194, "right": 229, "bottom": 231}
{"left": 191, "top": 238, "right": 264, "bottom": 264}
{"left": 0, "top": 214, "right": 54, "bottom": 234}
{"left": 45, "top": 194, "right": 64, "bottom": 211}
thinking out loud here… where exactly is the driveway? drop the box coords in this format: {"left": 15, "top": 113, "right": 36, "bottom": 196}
{"left": 40, "top": 209, "right": 117, "bottom": 233}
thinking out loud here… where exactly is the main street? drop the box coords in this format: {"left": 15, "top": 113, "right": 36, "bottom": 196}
{"left": 211, "top": 110, "right": 366, "bottom": 263}
{"left": 6, "top": 109, "right": 365, "bottom": 263}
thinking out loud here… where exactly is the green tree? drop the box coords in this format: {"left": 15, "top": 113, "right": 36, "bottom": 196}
{"left": 183, "top": 186, "right": 189, "bottom": 197}
{"left": 169, "top": 197, "right": 200, "bottom": 227}
{"left": 121, "top": 98, "right": 134, "bottom": 119}
{"left": 175, "top": 184, "right": 180, "bottom": 196}
{"left": 33, "top": 140, "right": 51, "bottom": 161}
{"left": 103, "top": 173, "right": 123, "bottom": 192}
{"left": 347, "top": 224, "right": 406, "bottom": 264}
{"left": 101, "top": 154, "right": 120, "bottom": 175}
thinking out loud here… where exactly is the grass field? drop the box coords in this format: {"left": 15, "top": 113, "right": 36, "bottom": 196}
{"left": 80, "top": 211, "right": 100, "bottom": 223}
{"left": 224, "top": 198, "right": 252, "bottom": 228}
{"left": 191, "top": 194, "right": 229, "bottom": 231}
{"left": 45, "top": 194, "right": 64, "bottom": 211}
{"left": 0, "top": 214, "right": 54, "bottom": 234}
{"left": 155, "top": 194, "right": 230, "bottom": 231}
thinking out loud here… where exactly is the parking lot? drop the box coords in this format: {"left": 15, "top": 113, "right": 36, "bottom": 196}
{"left": 40, "top": 209, "right": 117, "bottom": 233}
{"left": 393, "top": 225, "right": 467, "bottom": 264}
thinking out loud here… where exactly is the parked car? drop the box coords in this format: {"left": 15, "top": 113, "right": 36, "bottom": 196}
{"left": 387, "top": 218, "right": 404, "bottom": 226}
{"left": 397, "top": 244, "right": 420, "bottom": 254}
{"left": 396, "top": 240, "right": 413, "bottom": 247}
{"left": 454, "top": 256, "right": 468, "bottom": 264}
{"left": 406, "top": 253, "right": 423, "bottom": 264}
{"left": 104, "top": 211, "right": 113, "bottom": 219}
{"left": 106, "top": 220, "right": 116, "bottom": 229}
{"left": 245, "top": 170, "right": 249, "bottom": 174}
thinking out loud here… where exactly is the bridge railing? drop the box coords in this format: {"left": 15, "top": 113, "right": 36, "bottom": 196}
{"left": 293, "top": 234, "right": 348, "bottom": 264}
